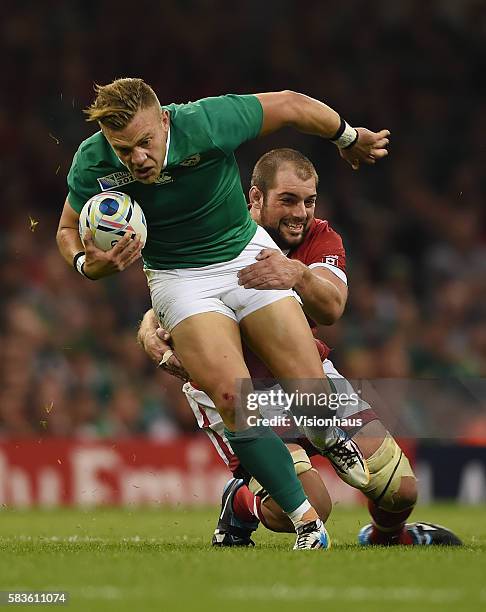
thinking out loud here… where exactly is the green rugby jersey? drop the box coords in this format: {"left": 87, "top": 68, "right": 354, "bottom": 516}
{"left": 67, "top": 94, "right": 263, "bottom": 269}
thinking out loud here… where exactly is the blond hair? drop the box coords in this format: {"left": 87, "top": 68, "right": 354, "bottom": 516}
{"left": 84, "top": 78, "right": 160, "bottom": 129}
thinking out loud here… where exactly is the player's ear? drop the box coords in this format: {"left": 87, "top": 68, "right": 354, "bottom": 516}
{"left": 161, "top": 109, "right": 170, "bottom": 130}
{"left": 249, "top": 186, "right": 264, "bottom": 209}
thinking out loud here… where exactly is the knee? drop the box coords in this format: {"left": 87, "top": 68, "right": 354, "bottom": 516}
{"left": 391, "top": 475, "right": 417, "bottom": 511}
{"left": 207, "top": 383, "right": 240, "bottom": 426}
{"left": 361, "top": 434, "right": 418, "bottom": 511}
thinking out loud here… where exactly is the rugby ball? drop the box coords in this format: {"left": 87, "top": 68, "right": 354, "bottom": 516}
{"left": 79, "top": 191, "right": 147, "bottom": 251}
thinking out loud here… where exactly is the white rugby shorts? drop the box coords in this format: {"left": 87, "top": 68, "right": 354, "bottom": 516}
{"left": 144, "top": 226, "right": 298, "bottom": 331}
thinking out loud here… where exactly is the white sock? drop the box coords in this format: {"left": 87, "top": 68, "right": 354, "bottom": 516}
{"left": 288, "top": 499, "right": 315, "bottom": 530}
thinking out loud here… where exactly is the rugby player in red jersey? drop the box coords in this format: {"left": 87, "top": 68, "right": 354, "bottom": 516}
{"left": 138, "top": 149, "right": 461, "bottom": 547}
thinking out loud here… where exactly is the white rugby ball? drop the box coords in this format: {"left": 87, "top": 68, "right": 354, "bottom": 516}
{"left": 79, "top": 191, "right": 147, "bottom": 251}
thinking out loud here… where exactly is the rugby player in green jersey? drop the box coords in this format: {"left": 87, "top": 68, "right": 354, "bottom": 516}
{"left": 57, "top": 78, "right": 390, "bottom": 550}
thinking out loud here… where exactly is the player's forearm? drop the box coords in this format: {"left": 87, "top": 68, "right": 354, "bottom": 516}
{"left": 257, "top": 91, "right": 345, "bottom": 138}
{"left": 293, "top": 263, "right": 346, "bottom": 325}
{"left": 285, "top": 91, "right": 342, "bottom": 138}
{"left": 56, "top": 226, "right": 84, "bottom": 267}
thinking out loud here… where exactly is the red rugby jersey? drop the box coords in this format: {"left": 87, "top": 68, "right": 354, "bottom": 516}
{"left": 243, "top": 218, "right": 346, "bottom": 379}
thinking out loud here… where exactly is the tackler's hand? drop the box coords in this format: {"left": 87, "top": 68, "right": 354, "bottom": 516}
{"left": 238, "top": 249, "right": 304, "bottom": 290}
{"left": 155, "top": 328, "right": 189, "bottom": 382}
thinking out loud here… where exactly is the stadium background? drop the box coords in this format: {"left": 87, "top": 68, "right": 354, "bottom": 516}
{"left": 0, "top": 0, "right": 485, "bottom": 506}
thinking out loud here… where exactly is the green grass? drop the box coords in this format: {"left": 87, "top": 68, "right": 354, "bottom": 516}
{"left": 0, "top": 504, "right": 484, "bottom": 611}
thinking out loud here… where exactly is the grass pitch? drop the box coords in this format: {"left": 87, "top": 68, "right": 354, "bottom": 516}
{"left": 0, "top": 504, "right": 484, "bottom": 611}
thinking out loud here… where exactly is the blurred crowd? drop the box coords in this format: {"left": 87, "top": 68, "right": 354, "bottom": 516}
{"left": 1, "top": 0, "right": 485, "bottom": 439}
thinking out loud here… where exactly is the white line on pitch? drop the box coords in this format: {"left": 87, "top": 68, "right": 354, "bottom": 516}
{"left": 222, "top": 586, "right": 467, "bottom": 603}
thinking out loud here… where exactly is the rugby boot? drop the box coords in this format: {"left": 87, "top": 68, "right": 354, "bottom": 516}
{"left": 212, "top": 478, "right": 259, "bottom": 547}
{"left": 358, "top": 521, "right": 463, "bottom": 546}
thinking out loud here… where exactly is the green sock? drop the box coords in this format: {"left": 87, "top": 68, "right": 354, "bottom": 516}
{"left": 224, "top": 425, "right": 307, "bottom": 514}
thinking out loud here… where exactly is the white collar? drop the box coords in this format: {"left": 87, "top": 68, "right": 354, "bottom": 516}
{"left": 162, "top": 125, "right": 171, "bottom": 169}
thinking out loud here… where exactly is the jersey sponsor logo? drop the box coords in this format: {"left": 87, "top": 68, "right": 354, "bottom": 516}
{"left": 180, "top": 154, "right": 201, "bottom": 167}
{"left": 97, "top": 171, "right": 136, "bottom": 190}
{"left": 154, "top": 172, "right": 174, "bottom": 185}
{"left": 323, "top": 255, "right": 340, "bottom": 267}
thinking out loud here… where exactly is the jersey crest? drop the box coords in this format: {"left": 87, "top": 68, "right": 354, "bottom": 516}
{"left": 180, "top": 154, "right": 201, "bottom": 167}
{"left": 154, "top": 172, "right": 174, "bottom": 185}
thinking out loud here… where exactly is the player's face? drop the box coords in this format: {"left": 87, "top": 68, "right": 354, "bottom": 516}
{"left": 102, "top": 105, "right": 169, "bottom": 184}
{"left": 252, "top": 166, "right": 317, "bottom": 249}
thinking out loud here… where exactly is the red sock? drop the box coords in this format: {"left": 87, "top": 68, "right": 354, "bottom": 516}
{"left": 367, "top": 499, "right": 415, "bottom": 545}
{"left": 232, "top": 485, "right": 258, "bottom": 523}
{"left": 252, "top": 495, "right": 272, "bottom": 529}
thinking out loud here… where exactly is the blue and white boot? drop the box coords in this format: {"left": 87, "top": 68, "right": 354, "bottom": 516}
{"left": 293, "top": 519, "right": 331, "bottom": 550}
{"left": 212, "top": 478, "right": 259, "bottom": 547}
